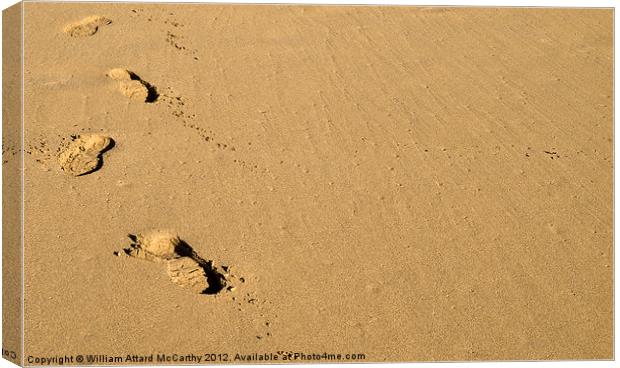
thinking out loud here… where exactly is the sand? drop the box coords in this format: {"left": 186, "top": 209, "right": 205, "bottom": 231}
{"left": 2, "top": 2, "right": 613, "bottom": 363}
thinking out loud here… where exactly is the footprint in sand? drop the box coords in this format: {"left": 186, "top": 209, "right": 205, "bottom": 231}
{"left": 58, "top": 134, "right": 114, "bottom": 176}
{"left": 121, "top": 231, "right": 227, "bottom": 294}
{"left": 107, "top": 68, "right": 158, "bottom": 103}
{"left": 64, "top": 16, "right": 111, "bottom": 37}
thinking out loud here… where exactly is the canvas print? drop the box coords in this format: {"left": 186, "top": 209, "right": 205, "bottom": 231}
{"left": 2, "top": 2, "right": 613, "bottom": 365}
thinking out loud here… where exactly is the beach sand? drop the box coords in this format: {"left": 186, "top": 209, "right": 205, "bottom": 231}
{"left": 6, "top": 2, "right": 614, "bottom": 362}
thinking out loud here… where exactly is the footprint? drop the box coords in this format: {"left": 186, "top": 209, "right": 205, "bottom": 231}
{"left": 107, "top": 68, "right": 158, "bottom": 103}
{"left": 121, "top": 231, "right": 227, "bottom": 294}
{"left": 64, "top": 16, "right": 111, "bottom": 37}
{"left": 58, "top": 134, "right": 114, "bottom": 176}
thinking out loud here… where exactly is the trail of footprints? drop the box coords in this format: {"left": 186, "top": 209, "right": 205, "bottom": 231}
{"left": 159, "top": 89, "right": 235, "bottom": 150}
{"left": 124, "top": 8, "right": 266, "bottom": 170}
{"left": 157, "top": 87, "right": 265, "bottom": 172}
{"left": 56, "top": 15, "right": 274, "bottom": 335}
{"left": 130, "top": 8, "right": 200, "bottom": 60}
{"left": 62, "top": 9, "right": 264, "bottom": 172}
{"left": 40, "top": 14, "right": 276, "bottom": 337}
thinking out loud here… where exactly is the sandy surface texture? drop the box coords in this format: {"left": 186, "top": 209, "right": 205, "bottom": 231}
{"left": 16, "top": 3, "right": 612, "bottom": 362}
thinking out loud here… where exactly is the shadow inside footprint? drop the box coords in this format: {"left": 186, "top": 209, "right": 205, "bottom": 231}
{"left": 123, "top": 232, "right": 226, "bottom": 295}
{"left": 107, "top": 68, "right": 159, "bottom": 103}
{"left": 127, "top": 71, "right": 159, "bottom": 103}
{"left": 175, "top": 239, "right": 226, "bottom": 294}
{"left": 83, "top": 138, "right": 115, "bottom": 175}
{"left": 58, "top": 134, "right": 115, "bottom": 176}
